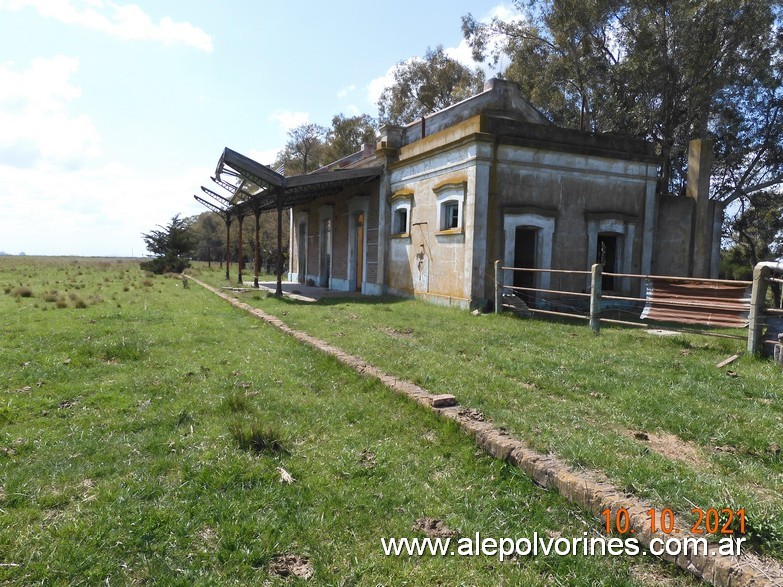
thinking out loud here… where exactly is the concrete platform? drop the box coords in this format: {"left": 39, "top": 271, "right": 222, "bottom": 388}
{"left": 248, "top": 281, "right": 366, "bottom": 302}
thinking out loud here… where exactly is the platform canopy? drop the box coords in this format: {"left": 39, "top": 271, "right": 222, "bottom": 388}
{"left": 213, "top": 147, "right": 382, "bottom": 215}
{"left": 195, "top": 147, "right": 382, "bottom": 296}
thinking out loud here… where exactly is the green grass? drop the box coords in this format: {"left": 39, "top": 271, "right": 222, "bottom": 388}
{"left": 0, "top": 257, "right": 701, "bottom": 585}
{"left": 191, "top": 261, "right": 783, "bottom": 560}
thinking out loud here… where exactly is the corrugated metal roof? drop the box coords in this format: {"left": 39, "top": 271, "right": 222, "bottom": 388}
{"left": 640, "top": 279, "right": 751, "bottom": 328}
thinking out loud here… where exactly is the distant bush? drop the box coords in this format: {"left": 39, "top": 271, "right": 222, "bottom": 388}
{"left": 11, "top": 286, "right": 33, "bottom": 298}
{"left": 139, "top": 257, "right": 190, "bottom": 275}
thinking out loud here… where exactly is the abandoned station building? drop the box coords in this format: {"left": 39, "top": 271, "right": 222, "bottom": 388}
{"left": 216, "top": 78, "right": 720, "bottom": 310}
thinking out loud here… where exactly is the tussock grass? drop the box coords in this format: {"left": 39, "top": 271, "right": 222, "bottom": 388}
{"left": 10, "top": 286, "right": 33, "bottom": 298}
{"left": 228, "top": 419, "right": 287, "bottom": 454}
{"left": 223, "top": 391, "right": 251, "bottom": 413}
{"left": 42, "top": 290, "right": 59, "bottom": 302}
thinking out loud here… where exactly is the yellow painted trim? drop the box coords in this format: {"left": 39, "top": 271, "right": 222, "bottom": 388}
{"left": 398, "top": 115, "right": 485, "bottom": 161}
{"left": 389, "top": 190, "right": 414, "bottom": 202}
{"left": 390, "top": 232, "right": 411, "bottom": 239}
{"left": 435, "top": 228, "right": 464, "bottom": 237}
{"left": 432, "top": 178, "right": 467, "bottom": 194}
{"left": 388, "top": 131, "right": 495, "bottom": 171}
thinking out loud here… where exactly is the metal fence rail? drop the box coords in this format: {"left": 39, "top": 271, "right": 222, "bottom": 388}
{"left": 493, "top": 260, "right": 783, "bottom": 354}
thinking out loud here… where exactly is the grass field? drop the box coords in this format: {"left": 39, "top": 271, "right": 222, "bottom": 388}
{"left": 190, "top": 262, "right": 783, "bottom": 563}
{"left": 1, "top": 257, "right": 704, "bottom": 586}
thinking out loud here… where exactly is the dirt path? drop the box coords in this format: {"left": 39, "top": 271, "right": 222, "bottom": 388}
{"left": 189, "top": 276, "right": 782, "bottom": 587}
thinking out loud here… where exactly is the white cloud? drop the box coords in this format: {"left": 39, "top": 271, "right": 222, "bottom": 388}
{"left": 486, "top": 3, "right": 525, "bottom": 23}
{"left": 445, "top": 37, "right": 506, "bottom": 79}
{"left": 469, "top": 3, "right": 528, "bottom": 75}
{"left": 248, "top": 148, "right": 281, "bottom": 167}
{"left": 0, "top": 56, "right": 208, "bottom": 256}
{"left": 269, "top": 110, "right": 310, "bottom": 132}
{"left": 0, "top": 56, "right": 101, "bottom": 168}
{"left": 367, "top": 62, "right": 404, "bottom": 106}
{"left": 443, "top": 41, "right": 474, "bottom": 67}
{"left": 0, "top": 159, "right": 210, "bottom": 256}
{"left": 0, "top": 0, "right": 213, "bottom": 52}
{"left": 337, "top": 84, "right": 356, "bottom": 98}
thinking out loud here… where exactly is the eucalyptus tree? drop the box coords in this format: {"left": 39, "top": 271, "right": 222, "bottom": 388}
{"left": 377, "top": 45, "right": 486, "bottom": 125}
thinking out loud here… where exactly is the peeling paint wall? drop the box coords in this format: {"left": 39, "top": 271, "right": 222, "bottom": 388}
{"left": 386, "top": 140, "right": 482, "bottom": 306}
{"left": 384, "top": 121, "right": 659, "bottom": 308}
{"left": 652, "top": 195, "right": 719, "bottom": 278}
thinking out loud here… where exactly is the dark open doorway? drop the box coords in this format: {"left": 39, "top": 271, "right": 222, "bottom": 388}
{"left": 514, "top": 227, "right": 537, "bottom": 305}
{"left": 596, "top": 234, "right": 618, "bottom": 290}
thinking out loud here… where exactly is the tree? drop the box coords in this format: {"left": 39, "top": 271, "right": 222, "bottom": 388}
{"left": 464, "top": 0, "right": 617, "bottom": 132}
{"left": 323, "top": 114, "right": 377, "bottom": 162}
{"left": 275, "top": 123, "right": 327, "bottom": 175}
{"left": 462, "top": 0, "right": 783, "bottom": 200}
{"left": 721, "top": 190, "right": 783, "bottom": 305}
{"left": 726, "top": 191, "right": 783, "bottom": 268}
{"left": 189, "top": 212, "right": 224, "bottom": 266}
{"left": 140, "top": 214, "right": 195, "bottom": 274}
{"left": 274, "top": 115, "right": 379, "bottom": 174}
{"left": 377, "top": 45, "right": 486, "bottom": 125}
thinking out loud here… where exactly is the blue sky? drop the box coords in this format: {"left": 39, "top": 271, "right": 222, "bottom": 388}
{"left": 0, "top": 0, "right": 514, "bottom": 257}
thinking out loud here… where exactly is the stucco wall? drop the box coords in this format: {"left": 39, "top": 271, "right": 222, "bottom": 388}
{"left": 491, "top": 145, "right": 654, "bottom": 298}
{"left": 652, "top": 195, "right": 695, "bottom": 277}
{"left": 385, "top": 131, "right": 660, "bottom": 306}
{"left": 387, "top": 141, "right": 483, "bottom": 304}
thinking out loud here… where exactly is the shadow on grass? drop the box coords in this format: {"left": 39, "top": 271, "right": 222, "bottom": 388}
{"left": 271, "top": 294, "right": 411, "bottom": 308}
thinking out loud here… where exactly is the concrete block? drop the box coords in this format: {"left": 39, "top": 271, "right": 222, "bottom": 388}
{"left": 430, "top": 394, "right": 457, "bottom": 408}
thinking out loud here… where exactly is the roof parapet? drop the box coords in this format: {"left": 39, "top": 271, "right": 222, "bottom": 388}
{"left": 397, "top": 78, "right": 550, "bottom": 147}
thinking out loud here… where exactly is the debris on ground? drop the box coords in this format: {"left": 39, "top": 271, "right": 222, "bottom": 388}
{"left": 276, "top": 467, "right": 294, "bottom": 484}
{"left": 412, "top": 517, "right": 457, "bottom": 538}
{"left": 716, "top": 354, "right": 740, "bottom": 368}
{"left": 268, "top": 554, "right": 314, "bottom": 580}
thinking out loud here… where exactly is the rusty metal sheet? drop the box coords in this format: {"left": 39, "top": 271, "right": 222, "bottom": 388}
{"left": 640, "top": 279, "right": 751, "bottom": 328}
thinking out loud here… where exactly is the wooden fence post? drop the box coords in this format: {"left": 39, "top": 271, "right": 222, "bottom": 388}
{"left": 748, "top": 263, "right": 771, "bottom": 355}
{"left": 494, "top": 260, "right": 502, "bottom": 314}
{"left": 590, "top": 263, "right": 602, "bottom": 334}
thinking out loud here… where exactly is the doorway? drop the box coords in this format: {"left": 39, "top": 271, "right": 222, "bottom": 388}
{"left": 513, "top": 227, "right": 537, "bottom": 305}
{"left": 354, "top": 212, "right": 364, "bottom": 291}
{"left": 596, "top": 234, "right": 618, "bottom": 290}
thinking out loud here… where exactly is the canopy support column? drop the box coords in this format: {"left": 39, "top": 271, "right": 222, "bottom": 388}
{"left": 253, "top": 210, "right": 261, "bottom": 288}
{"left": 225, "top": 217, "right": 231, "bottom": 281}
{"left": 237, "top": 214, "right": 244, "bottom": 285}
{"left": 275, "top": 196, "right": 284, "bottom": 297}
